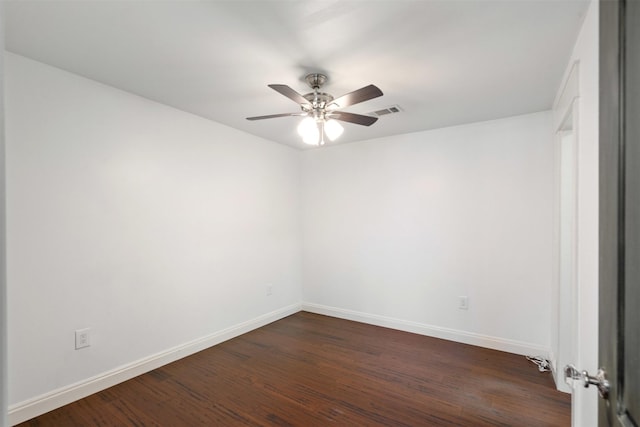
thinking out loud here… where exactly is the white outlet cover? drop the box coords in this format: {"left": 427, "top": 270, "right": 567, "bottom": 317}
{"left": 459, "top": 296, "right": 469, "bottom": 310}
{"left": 75, "top": 328, "right": 91, "bottom": 349}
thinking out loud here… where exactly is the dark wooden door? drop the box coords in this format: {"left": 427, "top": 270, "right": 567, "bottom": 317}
{"left": 599, "top": 0, "right": 640, "bottom": 425}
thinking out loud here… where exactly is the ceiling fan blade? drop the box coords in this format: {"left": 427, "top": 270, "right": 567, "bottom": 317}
{"left": 268, "top": 84, "right": 311, "bottom": 106}
{"left": 328, "top": 111, "right": 378, "bottom": 126}
{"left": 327, "top": 84, "right": 383, "bottom": 109}
{"left": 246, "top": 112, "right": 307, "bottom": 121}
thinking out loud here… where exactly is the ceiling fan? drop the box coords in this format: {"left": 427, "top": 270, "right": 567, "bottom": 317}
{"left": 247, "top": 73, "right": 383, "bottom": 146}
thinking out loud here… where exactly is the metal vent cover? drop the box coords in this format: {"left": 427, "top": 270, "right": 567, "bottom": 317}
{"left": 369, "top": 105, "right": 402, "bottom": 117}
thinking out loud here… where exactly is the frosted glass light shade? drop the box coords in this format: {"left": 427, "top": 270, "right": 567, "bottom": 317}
{"left": 324, "top": 119, "right": 344, "bottom": 141}
{"left": 298, "top": 117, "right": 319, "bottom": 145}
{"left": 303, "top": 130, "right": 320, "bottom": 145}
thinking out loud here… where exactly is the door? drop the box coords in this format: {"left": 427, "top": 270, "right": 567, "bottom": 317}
{"left": 599, "top": 0, "right": 640, "bottom": 425}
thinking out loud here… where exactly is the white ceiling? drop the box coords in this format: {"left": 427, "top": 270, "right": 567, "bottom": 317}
{"left": 5, "top": 0, "right": 589, "bottom": 149}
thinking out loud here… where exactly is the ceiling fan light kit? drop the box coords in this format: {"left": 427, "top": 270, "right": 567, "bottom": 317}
{"left": 297, "top": 117, "right": 343, "bottom": 146}
{"left": 247, "top": 73, "right": 383, "bottom": 147}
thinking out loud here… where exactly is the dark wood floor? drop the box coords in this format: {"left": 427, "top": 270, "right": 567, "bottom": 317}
{"left": 18, "top": 312, "right": 570, "bottom": 426}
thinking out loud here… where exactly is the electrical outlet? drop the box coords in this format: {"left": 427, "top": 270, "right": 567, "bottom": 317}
{"left": 266, "top": 284, "right": 273, "bottom": 296}
{"left": 75, "top": 328, "right": 91, "bottom": 349}
{"left": 459, "top": 296, "right": 469, "bottom": 310}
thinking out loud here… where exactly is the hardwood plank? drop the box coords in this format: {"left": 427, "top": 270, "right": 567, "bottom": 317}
{"left": 17, "top": 312, "right": 571, "bottom": 426}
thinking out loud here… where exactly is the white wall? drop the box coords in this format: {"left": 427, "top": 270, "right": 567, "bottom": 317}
{"left": 301, "top": 112, "right": 554, "bottom": 354}
{"left": 5, "top": 53, "right": 302, "bottom": 419}
{"left": 552, "top": 1, "right": 599, "bottom": 426}
{"left": 0, "top": 4, "right": 8, "bottom": 427}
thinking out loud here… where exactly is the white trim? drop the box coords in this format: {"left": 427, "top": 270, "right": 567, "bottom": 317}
{"left": 548, "top": 348, "right": 572, "bottom": 394}
{"left": 301, "top": 303, "right": 550, "bottom": 357}
{"left": 8, "top": 303, "right": 301, "bottom": 426}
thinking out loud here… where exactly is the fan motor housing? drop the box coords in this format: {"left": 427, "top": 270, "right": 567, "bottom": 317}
{"left": 302, "top": 92, "right": 334, "bottom": 110}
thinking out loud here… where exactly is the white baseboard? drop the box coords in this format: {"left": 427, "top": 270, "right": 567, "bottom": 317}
{"left": 301, "top": 302, "right": 550, "bottom": 358}
{"left": 8, "top": 303, "right": 301, "bottom": 426}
